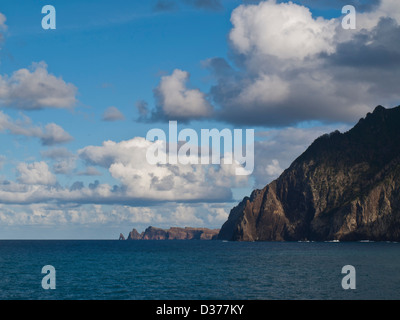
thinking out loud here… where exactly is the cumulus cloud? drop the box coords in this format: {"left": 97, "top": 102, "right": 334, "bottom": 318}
{"left": 40, "top": 123, "right": 74, "bottom": 146}
{"left": 205, "top": 204, "right": 229, "bottom": 224}
{"left": 17, "top": 162, "right": 57, "bottom": 186}
{"left": 0, "top": 13, "right": 6, "bottom": 29}
{"left": 41, "top": 147, "right": 77, "bottom": 174}
{"left": 79, "top": 136, "right": 247, "bottom": 202}
{"left": 265, "top": 159, "right": 283, "bottom": 176}
{"left": 143, "top": 0, "right": 400, "bottom": 126}
{"left": 330, "top": 17, "right": 400, "bottom": 69}
{"left": 0, "top": 61, "right": 77, "bottom": 110}
{"left": 229, "top": 0, "right": 337, "bottom": 60}
{"left": 170, "top": 205, "right": 204, "bottom": 225}
{"left": 152, "top": 69, "right": 213, "bottom": 121}
{"left": 201, "top": 0, "right": 400, "bottom": 126}
{"left": 102, "top": 106, "right": 125, "bottom": 121}
{"left": 42, "top": 147, "right": 75, "bottom": 160}
{"left": 77, "top": 166, "right": 102, "bottom": 176}
{"left": 0, "top": 135, "right": 250, "bottom": 206}
{"left": 237, "top": 74, "right": 290, "bottom": 105}
{"left": 357, "top": 0, "right": 400, "bottom": 29}
{"left": 0, "top": 111, "right": 73, "bottom": 145}
{"left": 0, "top": 179, "right": 115, "bottom": 205}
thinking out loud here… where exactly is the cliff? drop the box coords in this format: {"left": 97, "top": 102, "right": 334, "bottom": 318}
{"left": 123, "top": 226, "right": 220, "bottom": 240}
{"left": 218, "top": 105, "right": 400, "bottom": 241}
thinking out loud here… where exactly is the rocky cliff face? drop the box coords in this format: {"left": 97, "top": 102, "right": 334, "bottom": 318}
{"left": 218, "top": 105, "right": 400, "bottom": 241}
{"left": 125, "top": 226, "right": 220, "bottom": 240}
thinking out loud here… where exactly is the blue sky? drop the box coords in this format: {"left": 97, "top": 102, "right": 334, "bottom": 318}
{"left": 0, "top": 0, "right": 399, "bottom": 238}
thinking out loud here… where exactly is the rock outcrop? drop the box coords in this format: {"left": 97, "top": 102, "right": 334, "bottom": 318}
{"left": 124, "top": 226, "right": 220, "bottom": 240}
{"left": 218, "top": 105, "right": 400, "bottom": 241}
{"left": 127, "top": 228, "right": 142, "bottom": 240}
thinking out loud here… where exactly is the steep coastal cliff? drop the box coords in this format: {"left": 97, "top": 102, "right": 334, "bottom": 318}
{"left": 218, "top": 106, "right": 400, "bottom": 241}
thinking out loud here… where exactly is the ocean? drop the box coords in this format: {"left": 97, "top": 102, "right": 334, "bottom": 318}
{"left": 0, "top": 240, "right": 399, "bottom": 300}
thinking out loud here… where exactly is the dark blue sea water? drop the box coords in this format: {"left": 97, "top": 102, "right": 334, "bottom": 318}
{"left": 0, "top": 240, "right": 399, "bottom": 300}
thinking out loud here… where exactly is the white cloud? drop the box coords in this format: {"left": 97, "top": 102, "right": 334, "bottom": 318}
{"left": 208, "top": 155, "right": 249, "bottom": 188}
{"left": 205, "top": 204, "right": 229, "bottom": 224}
{"left": 79, "top": 136, "right": 245, "bottom": 202}
{"left": 265, "top": 159, "right": 283, "bottom": 176}
{"left": 0, "top": 202, "right": 231, "bottom": 234}
{"left": 154, "top": 69, "right": 213, "bottom": 119}
{"left": 0, "top": 203, "right": 105, "bottom": 226}
{"left": 52, "top": 159, "right": 77, "bottom": 174}
{"left": 17, "top": 161, "right": 57, "bottom": 186}
{"left": 0, "top": 13, "right": 6, "bottom": 29}
{"left": 0, "top": 179, "right": 114, "bottom": 205}
{"left": 77, "top": 166, "right": 102, "bottom": 176}
{"left": 42, "top": 147, "right": 75, "bottom": 160}
{"left": 0, "top": 111, "right": 40, "bottom": 136}
{"left": 0, "top": 61, "right": 77, "bottom": 110}
{"left": 237, "top": 74, "right": 289, "bottom": 105}
{"left": 205, "top": 0, "right": 400, "bottom": 126}
{"left": 229, "top": 0, "right": 337, "bottom": 61}
{"left": 102, "top": 106, "right": 125, "bottom": 121}
{"left": 41, "top": 147, "right": 77, "bottom": 174}
{"left": 170, "top": 205, "right": 203, "bottom": 226}
{"left": 140, "top": 0, "right": 400, "bottom": 126}
{"left": 0, "top": 135, "right": 249, "bottom": 205}
{"left": 358, "top": 0, "right": 400, "bottom": 29}
{"left": 0, "top": 111, "right": 73, "bottom": 145}
{"left": 40, "top": 123, "right": 74, "bottom": 146}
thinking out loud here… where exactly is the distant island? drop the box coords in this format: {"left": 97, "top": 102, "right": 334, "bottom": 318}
{"left": 119, "top": 226, "right": 220, "bottom": 240}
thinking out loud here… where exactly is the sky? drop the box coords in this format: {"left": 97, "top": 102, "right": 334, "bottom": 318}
{"left": 0, "top": 0, "right": 399, "bottom": 239}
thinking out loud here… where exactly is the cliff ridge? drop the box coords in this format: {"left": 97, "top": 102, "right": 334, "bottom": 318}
{"left": 218, "top": 105, "right": 400, "bottom": 241}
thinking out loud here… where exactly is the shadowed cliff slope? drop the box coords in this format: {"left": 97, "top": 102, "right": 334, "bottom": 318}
{"left": 218, "top": 105, "right": 400, "bottom": 241}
